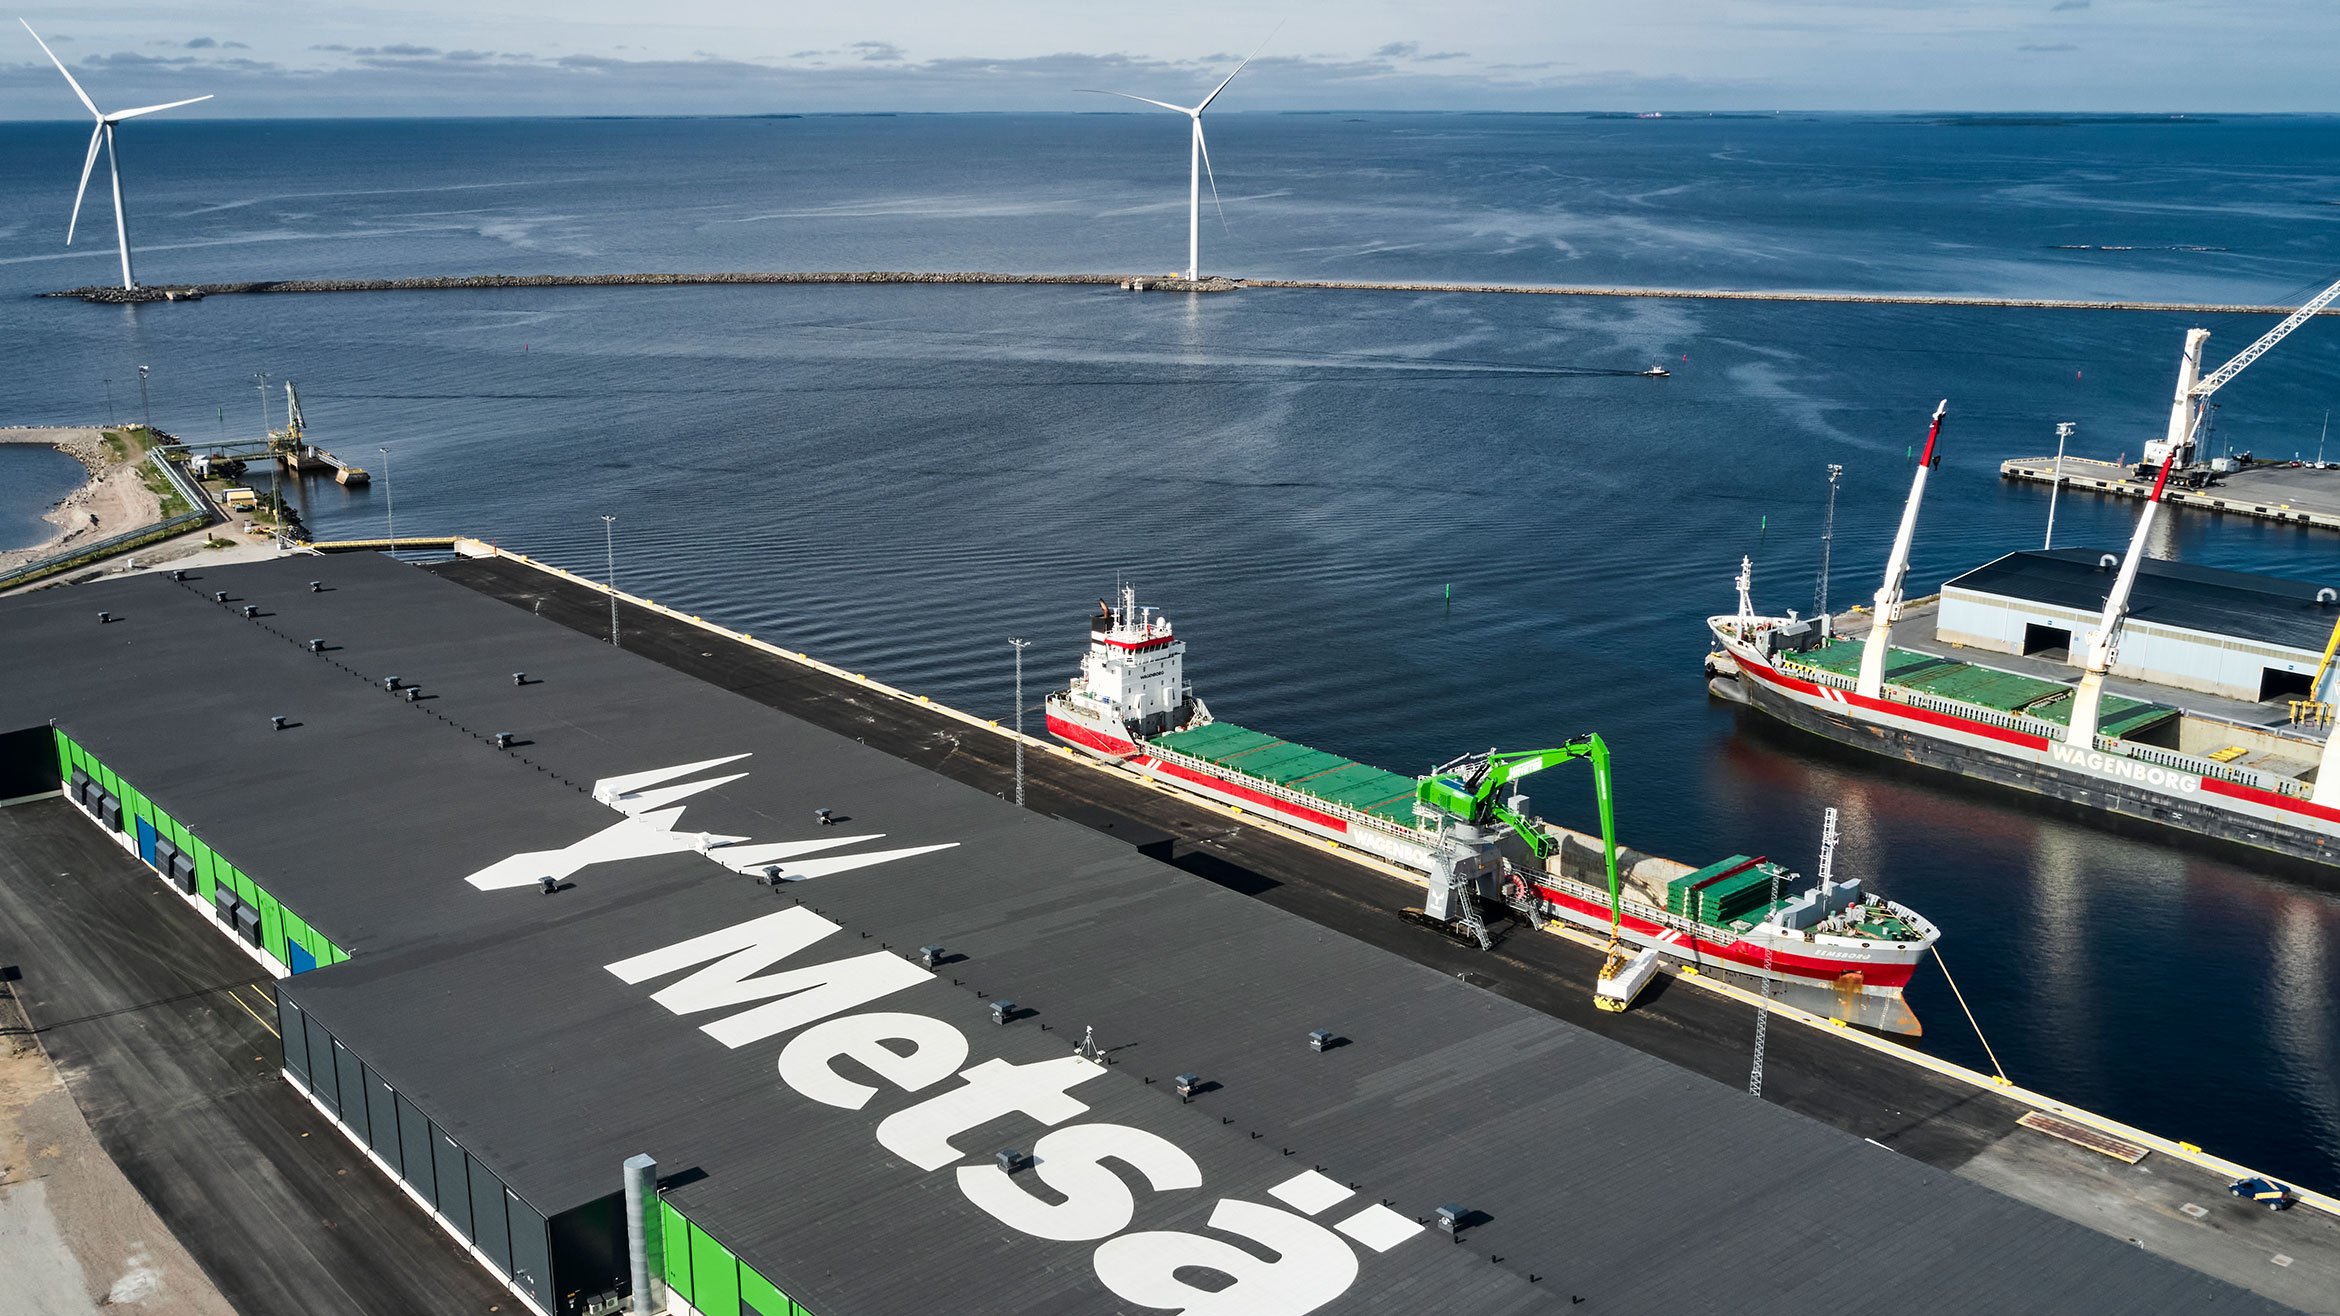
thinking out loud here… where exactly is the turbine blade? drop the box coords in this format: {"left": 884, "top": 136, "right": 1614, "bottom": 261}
{"left": 20, "top": 20, "right": 99, "bottom": 118}
{"left": 1195, "top": 41, "right": 1269, "bottom": 114}
{"left": 1078, "top": 89, "right": 1191, "bottom": 114}
{"left": 1196, "top": 120, "right": 1229, "bottom": 235}
{"left": 67, "top": 122, "right": 101, "bottom": 245}
{"left": 107, "top": 94, "right": 214, "bottom": 122}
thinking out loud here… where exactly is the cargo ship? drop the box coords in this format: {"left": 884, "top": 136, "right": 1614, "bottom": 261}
{"left": 1047, "top": 586, "right": 1941, "bottom": 1032}
{"left": 1705, "top": 402, "right": 2340, "bottom": 868}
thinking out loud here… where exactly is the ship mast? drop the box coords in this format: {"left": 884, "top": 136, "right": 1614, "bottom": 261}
{"left": 1856, "top": 401, "right": 1947, "bottom": 699}
{"left": 2065, "top": 449, "right": 2178, "bottom": 746}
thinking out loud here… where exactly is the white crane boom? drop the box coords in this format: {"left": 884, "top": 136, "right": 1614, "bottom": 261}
{"left": 2143, "top": 272, "right": 2340, "bottom": 469}
{"left": 2192, "top": 274, "right": 2340, "bottom": 400}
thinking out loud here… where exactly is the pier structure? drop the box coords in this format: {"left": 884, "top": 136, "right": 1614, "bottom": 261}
{"left": 2002, "top": 454, "right": 2340, "bottom": 532}
{"left": 45, "top": 270, "right": 2340, "bottom": 317}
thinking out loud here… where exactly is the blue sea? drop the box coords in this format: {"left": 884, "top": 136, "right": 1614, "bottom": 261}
{"left": 2, "top": 112, "right": 2337, "bottom": 1192}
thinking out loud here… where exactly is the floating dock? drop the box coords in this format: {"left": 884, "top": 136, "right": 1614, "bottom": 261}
{"left": 2002, "top": 454, "right": 2340, "bottom": 532}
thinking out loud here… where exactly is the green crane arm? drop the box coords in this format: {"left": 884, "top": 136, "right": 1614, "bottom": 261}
{"left": 1416, "top": 735, "right": 1624, "bottom": 933}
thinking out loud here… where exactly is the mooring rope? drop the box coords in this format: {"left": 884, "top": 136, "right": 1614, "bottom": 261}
{"left": 1931, "top": 944, "right": 2009, "bottom": 1085}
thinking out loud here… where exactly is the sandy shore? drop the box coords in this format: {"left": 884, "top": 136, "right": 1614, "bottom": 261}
{"left": 0, "top": 991, "right": 236, "bottom": 1316}
{"left": 0, "top": 429, "right": 168, "bottom": 575}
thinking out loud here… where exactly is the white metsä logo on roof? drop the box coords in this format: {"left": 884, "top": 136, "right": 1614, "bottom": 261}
{"left": 461, "top": 754, "right": 959, "bottom": 891}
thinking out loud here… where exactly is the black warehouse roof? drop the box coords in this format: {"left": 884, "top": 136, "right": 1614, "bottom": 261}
{"left": 0, "top": 554, "right": 2287, "bottom": 1316}
{"left": 1945, "top": 547, "right": 2340, "bottom": 653}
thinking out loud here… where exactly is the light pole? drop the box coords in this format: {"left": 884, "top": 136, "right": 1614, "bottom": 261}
{"left": 602, "top": 515, "right": 620, "bottom": 647}
{"left": 2044, "top": 422, "right": 2074, "bottom": 550}
{"left": 137, "top": 365, "right": 151, "bottom": 432}
{"left": 1009, "top": 637, "right": 1032, "bottom": 807}
{"left": 378, "top": 447, "right": 395, "bottom": 546}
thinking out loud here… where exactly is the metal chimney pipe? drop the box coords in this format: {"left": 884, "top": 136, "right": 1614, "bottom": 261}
{"left": 623, "top": 1153, "right": 665, "bottom": 1313}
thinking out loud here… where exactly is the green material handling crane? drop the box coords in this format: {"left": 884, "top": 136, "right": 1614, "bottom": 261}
{"left": 1415, "top": 735, "right": 1622, "bottom": 933}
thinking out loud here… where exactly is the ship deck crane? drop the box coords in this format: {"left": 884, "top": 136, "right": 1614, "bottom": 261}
{"left": 2144, "top": 272, "right": 2340, "bottom": 471}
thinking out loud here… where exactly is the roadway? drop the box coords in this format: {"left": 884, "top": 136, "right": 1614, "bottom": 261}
{"left": 434, "top": 552, "right": 2340, "bottom": 1314}
{"left": 0, "top": 798, "right": 510, "bottom": 1316}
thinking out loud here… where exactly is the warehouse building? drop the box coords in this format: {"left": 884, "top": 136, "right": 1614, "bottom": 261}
{"left": 1938, "top": 548, "right": 2339, "bottom": 703}
{"left": 0, "top": 554, "right": 2294, "bottom": 1316}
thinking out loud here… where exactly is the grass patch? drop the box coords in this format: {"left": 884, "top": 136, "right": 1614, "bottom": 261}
{"left": 137, "top": 460, "right": 193, "bottom": 518}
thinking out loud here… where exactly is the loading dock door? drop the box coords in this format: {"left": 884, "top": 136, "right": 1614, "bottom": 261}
{"left": 288, "top": 942, "right": 316, "bottom": 974}
{"left": 136, "top": 819, "right": 158, "bottom": 864}
{"left": 2022, "top": 622, "right": 2073, "bottom": 658}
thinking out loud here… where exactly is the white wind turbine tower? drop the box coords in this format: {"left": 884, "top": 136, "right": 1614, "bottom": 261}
{"left": 1088, "top": 47, "right": 1263, "bottom": 281}
{"left": 21, "top": 19, "right": 213, "bottom": 291}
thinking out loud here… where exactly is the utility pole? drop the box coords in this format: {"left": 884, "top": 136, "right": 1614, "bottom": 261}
{"left": 1813, "top": 463, "right": 1842, "bottom": 617}
{"left": 1009, "top": 638, "right": 1032, "bottom": 807}
{"left": 378, "top": 447, "right": 395, "bottom": 546}
{"left": 2044, "top": 422, "right": 2075, "bottom": 550}
{"left": 602, "top": 515, "right": 621, "bottom": 647}
{"left": 136, "top": 365, "right": 151, "bottom": 431}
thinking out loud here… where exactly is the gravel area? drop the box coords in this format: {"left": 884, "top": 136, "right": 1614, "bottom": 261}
{"left": 0, "top": 429, "right": 166, "bottom": 575}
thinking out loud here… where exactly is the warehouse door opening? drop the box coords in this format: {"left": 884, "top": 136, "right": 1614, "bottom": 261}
{"left": 2259, "top": 667, "right": 2314, "bottom": 704}
{"left": 2022, "top": 623, "right": 2073, "bottom": 659}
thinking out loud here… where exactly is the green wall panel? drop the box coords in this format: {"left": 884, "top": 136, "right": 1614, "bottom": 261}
{"left": 52, "top": 728, "right": 349, "bottom": 969}
{"left": 687, "top": 1224, "right": 739, "bottom": 1316}
{"left": 660, "top": 1200, "right": 693, "bottom": 1304}
{"left": 741, "top": 1261, "right": 807, "bottom": 1316}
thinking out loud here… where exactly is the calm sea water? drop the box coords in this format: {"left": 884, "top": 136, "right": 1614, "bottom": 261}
{"left": 0, "top": 442, "right": 83, "bottom": 550}
{"left": 2, "top": 113, "right": 2336, "bottom": 1192}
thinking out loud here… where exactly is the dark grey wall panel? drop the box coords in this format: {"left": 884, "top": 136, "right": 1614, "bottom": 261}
{"left": 364, "top": 1070, "right": 402, "bottom": 1170}
{"left": 395, "top": 1093, "right": 436, "bottom": 1207}
{"left": 466, "top": 1152, "right": 512, "bottom": 1277}
{"left": 431, "top": 1126, "right": 472, "bottom": 1241}
{"left": 505, "top": 1194, "right": 553, "bottom": 1310}
{"left": 331, "top": 1042, "right": 367, "bottom": 1143}
{"left": 278, "top": 997, "right": 309, "bottom": 1082}
{"left": 302, "top": 1015, "right": 338, "bottom": 1112}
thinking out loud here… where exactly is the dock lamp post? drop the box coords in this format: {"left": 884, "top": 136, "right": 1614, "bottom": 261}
{"left": 1009, "top": 637, "right": 1031, "bottom": 807}
{"left": 103, "top": 377, "right": 117, "bottom": 426}
{"left": 378, "top": 447, "right": 395, "bottom": 549}
{"left": 2044, "top": 422, "right": 2075, "bottom": 550}
{"left": 602, "top": 515, "right": 620, "bottom": 647}
{"left": 137, "top": 365, "right": 151, "bottom": 431}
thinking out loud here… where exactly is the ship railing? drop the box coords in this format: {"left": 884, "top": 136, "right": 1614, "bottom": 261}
{"left": 1895, "top": 689, "right": 2067, "bottom": 741}
{"left": 1138, "top": 741, "right": 1419, "bottom": 838}
{"left": 1528, "top": 866, "right": 1721, "bottom": 943}
{"left": 2091, "top": 734, "right": 2310, "bottom": 797}
{"left": 1775, "top": 656, "right": 1855, "bottom": 690}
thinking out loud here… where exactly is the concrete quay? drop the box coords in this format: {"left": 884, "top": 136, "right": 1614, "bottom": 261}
{"left": 2002, "top": 455, "right": 2340, "bottom": 532}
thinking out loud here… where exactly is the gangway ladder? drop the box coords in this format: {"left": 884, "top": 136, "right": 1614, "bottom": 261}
{"left": 1447, "top": 853, "right": 1493, "bottom": 951}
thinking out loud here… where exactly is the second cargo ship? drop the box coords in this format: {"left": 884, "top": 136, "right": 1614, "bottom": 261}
{"left": 1048, "top": 586, "right": 1940, "bottom": 1032}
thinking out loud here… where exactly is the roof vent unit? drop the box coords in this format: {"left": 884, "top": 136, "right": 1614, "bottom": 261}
{"left": 1308, "top": 1029, "right": 1334, "bottom": 1053}
{"left": 241, "top": 604, "right": 257, "bottom": 619}
{"left": 97, "top": 611, "right": 111, "bottom": 624}
{"left": 213, "top": 590, "right": 228, "bottom": 603}
{"left": 308, "top": 638, "right": 324, "bottom": 653}
{"left": 539, "top": 876, "right": 559, "bottom": 896}
{"left": 513, "top": 672, "right": 527, "bottom": 686}
{"left": 271, "top": 715, "right": 288, "bottom": 731}
{"left": 1173, "top": 1072, "right": 1201, "bottom": 1103}
{"left": 918, "top": 944, "right": 944, "bottom": 969}
{"left": 1436, "top": 1204, "right": 1467, "bottom": 1237}
{"left": 995, "top": 1148, "right": 1024, "bottom": 1174}
{"left": 404, "top": 686, "right": 421, "bottom": 702}
{"left": 170, "top": 569, "right": 185, "bottom": 582}
{"left": 990, "top": 1000, "right": 1017, "bottom": 1025}
{"left": 383, "top": 675, "right": 401, "bottom": 692}
{"left": 309, "top": 580, "right": 323, "bottom": 593}
{"left": 2098, "top": 554, "right": 2119, "bottom": 572}
{"left": 494, "top": 732, "right": 515, "bottom": 749}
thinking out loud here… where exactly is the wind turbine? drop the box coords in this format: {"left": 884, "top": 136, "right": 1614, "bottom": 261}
{"left": 21, "top": 19, "right": 212, "bottom": 291}
{"left": 1088, "top": 48, "right": 1263, "bottom": 281}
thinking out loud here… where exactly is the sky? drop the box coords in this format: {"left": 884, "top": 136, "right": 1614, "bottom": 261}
{"left": 0, "top": 1, "right": 2332, "bottom": 118}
